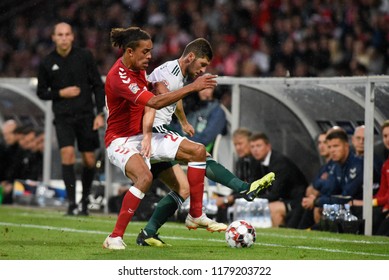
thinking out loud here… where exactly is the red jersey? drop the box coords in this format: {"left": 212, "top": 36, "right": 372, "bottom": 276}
{"left": 374, "top": 158, "right": 389, "bottom": 209}
{"left": 104, "top": 58, "right": 155, "bottom": 147}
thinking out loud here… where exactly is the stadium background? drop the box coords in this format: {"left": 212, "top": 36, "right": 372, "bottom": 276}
{"left": 2, "top": 0, "right": 389, "bottom": 78}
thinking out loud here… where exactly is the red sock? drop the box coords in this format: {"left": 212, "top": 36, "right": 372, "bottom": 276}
{"left": 188, "top": 162, "right": 206, "bottom": 218}
{"left": 111, "top": 186, "right": 144, "bottom": 238}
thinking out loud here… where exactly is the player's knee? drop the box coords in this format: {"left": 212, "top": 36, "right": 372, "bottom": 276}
{"left": 60, "top": 147, "right": 76, "bottom": 164}
{"left": 141, "top": 171, "right": 153, "bottom": 187}
{"left": 129, "top": 171, "right": 153, "bottom": 193}
{"left": 192, "top": 143, "right": 206, "bottom": 161}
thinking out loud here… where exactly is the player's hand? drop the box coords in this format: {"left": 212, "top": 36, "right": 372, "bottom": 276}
{"left": 182, "top": 123, "right": 195, "bottom": 137}
{"left": 141, "top": 135, "right": 151, "bottom": 159}
{"left": 59, "top": 86, "right": 81, "bottom": 98}
{"left": 93, "top": 114, "right": 105, "bottom": 130}
{"left": 152, "top": 81, "right": 169, "bottom": 95}
{"left": 192, "top": 74, "right": 218, "bottom": 92}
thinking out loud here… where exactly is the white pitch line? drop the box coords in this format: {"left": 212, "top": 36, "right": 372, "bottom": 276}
{"left": 11, "top": 211, "right": 389, "bottom": 245}
{"left": 1, "top": 222, "right": 388, "bottom": 258}
{"left": 254, "top": 231, "right": 389, "bottom": 245}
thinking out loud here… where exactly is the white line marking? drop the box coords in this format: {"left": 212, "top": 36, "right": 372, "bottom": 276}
{"left": 1, "top": 222, "right": 388, "bottom": 258}
{"left": 12, "top": 211, "right": 389, "bottom": 245}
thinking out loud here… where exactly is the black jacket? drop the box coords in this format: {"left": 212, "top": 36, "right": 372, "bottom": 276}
{"left": 37, "top": 47, "right": 105, "bottom": 116}
{"left": 249, "top": 150, "right": 308, "bottom": 205}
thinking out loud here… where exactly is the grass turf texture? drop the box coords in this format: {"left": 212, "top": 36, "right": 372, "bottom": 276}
{"left": 0, "top": 205, "right": 388, "bottom": 260}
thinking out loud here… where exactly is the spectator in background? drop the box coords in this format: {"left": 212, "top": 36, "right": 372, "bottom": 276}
{"left": 0, "top": 132, "right": 6, "bottom": 181}
{"left": 37, "top": 22, "right": 105, "bottom": 216}
{"left": 248, "top": 132, "right": 308, "bottom": 228}
{"left": 375, "top": 120, "right": 389, "bottom": 236}
{"left": 215, "top": 127, "right": 254, "bottom": 223}
{"left": 3, "top": 1, "right": 389, "bottom": 78}
{"left": 351, "top": 121, "right": 389, "bottom": 235}
{"left": 297, "top": 130, "right": 335, "bottom": 229}
{"left": 351, "top": 125, "right": 382, "bottom": 194}
{"left": 312, "top": 129, "right": 364, "bottom": 212}
{"left": 0, "top": 119, "right": 21, "bottom": 204}
{"left": 233, "top": 128, "right": 254, "bottom": 183}
{"left": 28, "top": 128, "right": 44, "bottom": 182}
{"left": 14, "top": 125, "right": 39, "bottom": 181}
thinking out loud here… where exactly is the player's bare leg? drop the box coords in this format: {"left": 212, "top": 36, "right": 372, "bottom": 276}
{"left": 104, "top": 154, "right": 152, "bottom": 250}
{"left": 176, "top": 139, "right": 227, "bottom": 232}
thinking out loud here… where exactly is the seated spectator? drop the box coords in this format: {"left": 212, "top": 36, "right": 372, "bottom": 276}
{"left": 13, "top": 125, "right": 40, "bottom": 181}
{"left": 248, "top": 132, "right": 308, "bottom": 227}
{"left": 311, "top": 129, "right": 364, "bottom": 216}
{"left": 299, "top": 126, "right": 383, "bottom": 230}
{"left": 351, "top": 125, "right": 382, "bottom": 195}
{"left": 297, "top": 130, "right": 335, "bottom": 229}
{"left": 375, "top": 120, "right": 389, "bottom": 236}
{"left": 28, "top": 128, "right": 44, "bottom": 182}
{"left": 0, "top": 119, "right": 21, "bottom": 204}
{"left": 352, "top": 121, "right": 389, "bottom": 235}
{"left": 214, "top": 127, "right": 253, "bottom": 223}
{"left": 0, "top": 130, "right": 8, "bottom": 182}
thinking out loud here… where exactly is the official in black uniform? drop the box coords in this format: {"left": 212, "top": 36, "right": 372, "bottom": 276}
{"left": 37, "top": 22, "right": 105, "bottom": 215}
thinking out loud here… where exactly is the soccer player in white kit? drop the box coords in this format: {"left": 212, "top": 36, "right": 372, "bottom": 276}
{"left": 136, "top": 38, "right": 275, "bottom": 246}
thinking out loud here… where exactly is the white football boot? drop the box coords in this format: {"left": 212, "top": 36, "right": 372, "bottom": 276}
{"left": 185, "top": 213, "right": 227, "bottom": 232}
{"left": 103, "top": 235, "right": 127, "bottom": 250}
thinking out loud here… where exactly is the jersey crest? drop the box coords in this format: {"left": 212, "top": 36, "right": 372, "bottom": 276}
{"left": 129, "top": 83, "right": 140, "bottom": 94}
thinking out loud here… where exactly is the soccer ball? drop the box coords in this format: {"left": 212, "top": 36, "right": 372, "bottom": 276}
{"left": 225, "top": 220, "right": 256, "bottom": 248}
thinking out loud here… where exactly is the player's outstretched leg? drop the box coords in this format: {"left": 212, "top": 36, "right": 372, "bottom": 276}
{"left": 136, "top": 229, "right": 171, "bottom": 247}
{"left": 185, "top": 212, "right": 227, "bottom": 232}
{"left": 243, "top": 172, "right": 275, "bottom": 201}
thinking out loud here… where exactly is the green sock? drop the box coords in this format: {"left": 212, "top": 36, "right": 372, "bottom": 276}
{"left": 144, "top": 191, "right": 184, "bottom": 236}
{"left": 206, "top": 157, "right": 249, "bottom": 193}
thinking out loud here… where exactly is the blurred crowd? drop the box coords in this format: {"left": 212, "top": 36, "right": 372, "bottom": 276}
{"left": 0, "top": 120, "right": 44, "bottom": 204}
{"left": 2, "top": 0, "right": 389, "bottom": 78}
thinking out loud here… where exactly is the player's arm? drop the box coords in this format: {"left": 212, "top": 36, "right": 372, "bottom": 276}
{"left": 146, "top": 74, "right": 217, "bottom": 109}
{"left": 175, "top": 100, "right": 194, "bottom": 137}
{"left": 141, "top": 106, "right": 155, "bottom": 158}
{"left": 149, "top": 79, "right": 194, "bottom": 136}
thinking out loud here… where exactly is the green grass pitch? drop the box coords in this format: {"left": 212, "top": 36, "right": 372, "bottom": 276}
{"left": 0, "top": 205, "right": 388, "bottom": 260}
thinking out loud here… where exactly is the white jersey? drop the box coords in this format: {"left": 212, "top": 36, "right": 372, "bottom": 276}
{"left": 148, "top": 60, "right": 184, "bottom": 127}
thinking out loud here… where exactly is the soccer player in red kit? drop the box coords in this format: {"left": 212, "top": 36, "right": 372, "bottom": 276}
{"left": 102, "top": 27, "right": 223, "bottom": 250}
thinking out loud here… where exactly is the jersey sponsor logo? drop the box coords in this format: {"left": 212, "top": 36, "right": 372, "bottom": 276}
{"left": 122, "top": 78, "right": 131, "bottom": 84}
{"left": 119, "top": 67, "right": 126, "bottom": 76}
{"left": 118, "top": 67, "right": 129, "bottom": 81}
{"left": 171, "top": 65, "right": 180, "bottom": 76}
{"left": 114, "top": 146, "right": 130, "bottom": 155}
{"left": 349, "top": 167, "right": 357, "bottom": 179}
{"left": 118, "top": 67, "right": 135, "bottom": 86}
{"left": 129, "top": 83, "right": 140, "bottom": 94}
{"left": 51, "top": 64, "right": 59, "bottom": 71}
